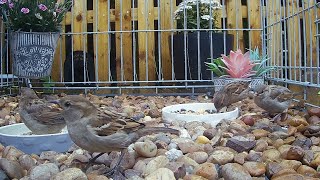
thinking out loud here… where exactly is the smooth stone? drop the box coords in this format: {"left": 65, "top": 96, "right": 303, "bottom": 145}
{"left": 134, "top": 141, "right": 158, "bottom": 158}
{"left": 187, "top": 152, "right": 208, "bottom": 164}
{"left": 19, "top": 154, "right": 36, "bottom": 171}
{"left": 254, "top": 140, "right": 268, "bottom": 152}
{"left": 226, "top": 136, "right": 256, "bottom": 153}
{"left": 283, "top": 136, "right": 296, "bottom": 144}
{"left": 178, "top": 142, "right": 204, "bottom": 154}
{"left": 0, "top": 170, "right": 9, "bottom": 180}
{"left": 39, "top": 151, "right": 59, "bottom": 161}
{"left": 183, "top": 174, "right": 208, "bottom": 180}
{"left": 176, "top": 156, "right": 199, "bottom": 167}
{"left": 145, "top": 168, "right": 175, "bottom": 180}
{"left": 234, "top": 152, "right": 247, "bottom": 165}
{"left": 208, "top": 150, "right": 234, "bottom": 165}
{"left": 165, "top": 162, "right": 186, "bottom": 179}
{"left": 203, "top": 129, "right": 217, "bottom": 140}
{"left": 243, "top": 161, "right": 266, "bottom": 176}
{"left": 297, "top": 165, "right": 318, "bottom": 177}
{"left": 194, "top": 162, "right": 218, "bottom": 180}
{"left": 273, "top": 139, "right": 284, "bottom": 149}
{"left": 266, "top": 162, "right": 283, "bottom": 178}
{"left": 195, "top": 136, "right": 210, "bottom": 144}
{"left": 51, "top": 168, "right": 87, "bottom": 180}
{"left": 0, "top": 158, "right": 24, "bottom": 179}
{"left": 165, "top": 149, "right": 183, "bottom": 161}
{"left": 30, "top": 163, "right": 59, "bottom": 180}
{"left": 308, "top": 116, "right": 320, "bottom": 125}
{"left": 262, "top": 149, "right": 281, "bottom": 162}
{"left": 308, "top": 108, "right": 320, "bottom": 117}
{"left": 278, "top": 145, "right": 292, "bottom": 159}
{"left": 221, "top": 163, "right": 252, "bottom": 180}
{"left": 87, "top": 174, "right": 109, "bottom": 180}
{"left": 279, "top": 160, "right": 302, "bottom": 170}
{"left": 268, "top": 131, "right": 289, "bottom": 141}
{"left": 143, "top": 156, "right": 169, "bottom": 176}
{"left": 252, "top": 129, "right": 270, "bottom": 139}
{"left": 292, "top": 137, "right": 312, "bottom": 150}
{"left": 124, "top": 169, "right": 142, "bottom": 179}
{"left": 303, "top": 150, "right": 314, "bottom": 166}
{"left": 246, "top": 150, "right": 262, "bottom": 162}
{"left": 2, "top": 146, "right": 24, "bottom": 160}
{"left": 287, "top": 146, "right": 305, "bottom": 161}
{"left": 271, "top": 169, "right": 303, "bottom": 180}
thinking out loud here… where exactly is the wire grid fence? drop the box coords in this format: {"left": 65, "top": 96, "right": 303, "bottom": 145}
{"left": 264, "top": 0, "right": 320, "bottom": 106}
{"left": 0, "top": 0, "right": 318, "bottom": 106}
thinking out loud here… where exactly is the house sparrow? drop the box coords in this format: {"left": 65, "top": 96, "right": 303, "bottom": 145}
{"left": 53, "top": 95, "right": 180, "bottom": 175}
{"left": 253, "top": 84, "right": 294, "bottom": 114}
{"left": 213, "top": 81, "right": 251, "bottom": 111}
{"left": 19, "top": 87, "right": 66, "bottom": 135}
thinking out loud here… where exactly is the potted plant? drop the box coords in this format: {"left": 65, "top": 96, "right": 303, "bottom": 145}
{"left": 172, "top": 0, "right": 234, "bottom": 80}
{"left": 0, "top": 0, "right": 72, "bottom": 78}
{"left": 206, "top": 48, "right": 274, "bottom": 91}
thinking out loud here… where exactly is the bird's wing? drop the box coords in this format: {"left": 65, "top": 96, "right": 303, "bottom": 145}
{"left": 22, "top": 99, "right": 65, "bottom": 125}
{"left": 89, "top": 108, "right": 145, "bottom": 136}
{"left": 223, "top": 81, "right": 250, "bottom": 95}
{"left": 268, "top": 86, "right": 293, "bottom": 102}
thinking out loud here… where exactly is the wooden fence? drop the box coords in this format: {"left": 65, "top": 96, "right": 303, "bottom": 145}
{"left": 51, "top": 0, "right": 263, "bottom": 82}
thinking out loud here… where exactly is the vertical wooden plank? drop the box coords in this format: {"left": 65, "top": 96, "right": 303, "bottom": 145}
{"left": 273, "top": 0, "right": 282, "bottom": 79}
{"left": 72, "top": 0, "right": 86, "bottom": 51}
{"left": 52, "top": 4, "right": 67, "bottom": 82}
{"left": 137, "top": 0, "right": 156, "bottom": 81}
{"left": 226, "top": 0, "right": 244, "bottom": 51}
{"left": 249, "top": 0, "right": 262, "bottom": 49}
{"left": 93, "top": 0, "right": 109, "bottom": 81}
{"left": 115, "top": 0, "right": 133, "bottom": 81}
{"left": 160, "top": 0, "right": 173, "bottom": 80}
{"left": 287, "top": 0, "right": 301, "bottom": 83}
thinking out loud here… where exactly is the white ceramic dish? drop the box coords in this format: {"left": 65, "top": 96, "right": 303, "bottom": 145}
{"left": 162, "top": 103, "right": 239, "bottom": 127}
{"left": 0, "top": 123, "right": 73, "bottom": 154}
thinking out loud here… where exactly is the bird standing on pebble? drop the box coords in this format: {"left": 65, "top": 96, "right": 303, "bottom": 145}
{"left": 253, "top": 84, "right": 295, "bottom": 115}
{"left": 213, "top": 81, "right": 251, "bottom": 111}
{"left": 19, "top": 87, "right": 66, "bottom": 135}
{"left": 52, "top": 95, "right": 180, "bottom": 176}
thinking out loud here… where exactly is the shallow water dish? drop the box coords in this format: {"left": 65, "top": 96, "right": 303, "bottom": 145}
{"left": 162, "top": 103, "right": 239, "bottom": 126}
{"left": 0, "top": 123, "right": 73, "bottom": 154}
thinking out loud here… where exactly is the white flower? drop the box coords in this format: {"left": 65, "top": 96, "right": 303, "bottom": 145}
{"left": 201, "top": 15, "right": 211, "bottom": 21}
{"left": 53, "top": 12, "right": 57, "bottom": 17}
{"left": 35, "top": 13, "right": 43, "bottom": 20}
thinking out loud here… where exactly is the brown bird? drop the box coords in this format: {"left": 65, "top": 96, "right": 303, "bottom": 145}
{"left": 213, "top": 81, "right": 251, "bottom": 111}
{"left": 53, "top": 95, "right": 180, "bottom": 175}
{"left": 253, "top": 84, "right": 295, "bottom": 115}
{"left": 19, "top": 87, "right": 66, "bottom": 135}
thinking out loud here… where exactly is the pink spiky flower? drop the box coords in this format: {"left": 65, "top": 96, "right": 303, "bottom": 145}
{"left": 220, "top": 49, "right": 256, "bottom": 78}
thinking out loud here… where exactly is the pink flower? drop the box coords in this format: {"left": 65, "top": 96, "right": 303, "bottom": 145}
{"left": 0, "top": 0, "right": 7, "bottom": 5}
{"left": 55, "top": 8, "right": 62, "bottom": 13}
{"left": 38, "top": 4, "right": 47, "bottom": 11}
{"left": 21, "top": 8, "right": 30, "bottom": 14}
{"left": 8, "top": 2, "right": 13, "bottom": 8}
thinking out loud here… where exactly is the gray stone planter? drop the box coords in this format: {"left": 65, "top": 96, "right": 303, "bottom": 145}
{"left": 10, "top": 31, "right": 60, "bottom": 79}
{"left": 0, "top": 123, "right": 73, "bottom": 154}
{"left": 213, "top": 77, "right": 264, "bottom": 91}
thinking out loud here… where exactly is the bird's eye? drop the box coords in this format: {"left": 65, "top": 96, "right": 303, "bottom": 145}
{"left": 64, "top": 101, "right": 71, "bottom": 107}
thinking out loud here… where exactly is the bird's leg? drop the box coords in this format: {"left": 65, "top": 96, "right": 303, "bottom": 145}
{"left": 104, "top": 149, "right": 126, "bottom": 176}
{"left": 85, "top": 152, "right": 105, "bottom": 170}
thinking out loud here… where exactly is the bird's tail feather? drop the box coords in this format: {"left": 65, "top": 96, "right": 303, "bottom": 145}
{"left": 136, "top": 127, "right": 180, "bottom": 136}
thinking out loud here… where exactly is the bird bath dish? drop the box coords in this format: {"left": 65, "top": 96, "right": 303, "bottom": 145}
{"left": 162, "top": 103, "right": 239, "bottom": 127}
{"left": 0, "top": 123, "right": 73, "bottom": 154}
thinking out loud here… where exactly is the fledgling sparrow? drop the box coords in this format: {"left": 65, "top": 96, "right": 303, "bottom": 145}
{"left": 19, "top": 87, "right": 66, "bottom": 135}
{"left": 53, "top": 95, "right": 180, "bottom": 175}
{"left": 213, "top": 81, "right": 251, "bottom": 111}
{"left": 253, "top": 84, "right": 294, "bottom": 114}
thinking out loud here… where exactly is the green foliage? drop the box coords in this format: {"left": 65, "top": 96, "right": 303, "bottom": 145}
{"left": 0, "top": 0, "right": 72, "bottom": 32}
{"left": 174, "top": 0, "right": 222, "bottom": 31}
{"left": 205, "top": 57, "right": 227, "bottom": 76}
{"left": 248, "top": 47, "right": 275, "bottom": 77}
